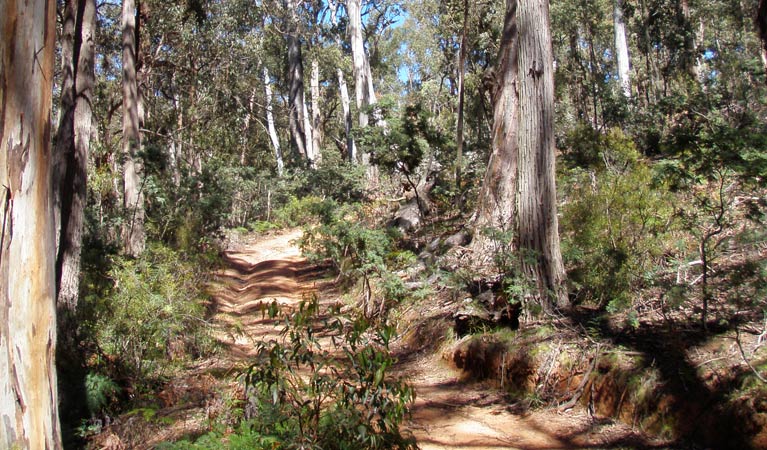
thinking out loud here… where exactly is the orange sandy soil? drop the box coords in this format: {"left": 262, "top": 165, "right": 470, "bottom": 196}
{"left": 91, "top": 229, "right": 665, "bottom": 449}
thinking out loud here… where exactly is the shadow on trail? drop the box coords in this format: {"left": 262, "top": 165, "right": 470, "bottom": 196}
{"left": 567, "top": 306, "right": 764, "bottom": 450}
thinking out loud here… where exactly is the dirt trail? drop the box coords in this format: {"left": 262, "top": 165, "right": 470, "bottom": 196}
{"left": 102, "top": 229, "right": 659, "bottom": 449}
{"left": 208, "top": 229, "right": 661, "bottom": 450}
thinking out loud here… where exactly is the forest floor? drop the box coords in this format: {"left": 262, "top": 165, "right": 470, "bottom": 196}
{"left": 94, "top": 229, "right": 668, "bottom": 449}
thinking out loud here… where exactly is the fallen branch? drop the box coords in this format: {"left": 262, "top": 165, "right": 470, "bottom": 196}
{"left": 557, "top": 344, "right": 600, "bottom": 412}
{"left": 735, "top": 329, "right": 767, "bottom": 384}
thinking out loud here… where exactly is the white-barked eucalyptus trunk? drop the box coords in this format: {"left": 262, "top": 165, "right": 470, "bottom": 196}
{"left": 0, "top": 0, "right": 63, "bottom": 447}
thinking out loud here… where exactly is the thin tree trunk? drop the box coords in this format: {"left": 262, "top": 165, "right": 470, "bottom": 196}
{"left": 311, "top": 58, "right": 322, "bottom": 165}
{"left": 517, "top": 0, "right": 568, "bottom": 313}
{"left": 240, "top": 88, "right": 256, "bottom": 166}
{"left": 0, "top": 1, "right": 63, "bottom": 448}
{"left": 338, "top": 68, "right": 356, "bottom": 162}
{"left": 286, "top": 0, "right": 309, "bottom": 162}
{"left": 122, "top": 0, "right": 145, "bottom": 257}
{"left": 264, "top": 66, "right": 284, "bottom": 176}
{"left": 473, "top": 0, "right": 519, "bottom": 245}
{"left": 169, "top": 90, "right": 182, "bottom": 186}
{"left": 757, "top": 0, "right": 767, "bottom": 78}
{"left": 303, "top": 95, "right": 315, "bottom": 166}
{"left": 614, "top": 0, "right": 632, "bottom": 98}
{"left": 456, "top": 0, "right": 469, "bottom": 198}
{"left": 330, "top": 1, "right": 356, "bottom": 162}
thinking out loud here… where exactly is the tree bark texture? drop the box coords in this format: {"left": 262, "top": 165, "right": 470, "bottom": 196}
{"left": 473, "top": 0, "right": 519, "bottom": 239}
{"left": 57, "top": 0, "right": 96, "bottom": 311}
{"left": 54, "top": 0, "right": 78, "bottom": 253}
{"left": 0, "top": 0, "right": 63, "bottom": 448}
{"left": 613, "top": 0, "right": 632, "bottom": 98}
{"left": 264, "top": 67, "right": 284, "bottom": 176}
{"left": 122, "top": 0, "right": 145, "bottom": 257}
{"left": 311, "top": 58, "right": 322, "bottom": 165}
{"left": 517, "top": 0, "right": 568, "bottom": 312}
{"left": 338, "top": 68, "right": 356, "bottom": 162}
{"left": 286, "top": 0, "right": 309, "bottom": 162}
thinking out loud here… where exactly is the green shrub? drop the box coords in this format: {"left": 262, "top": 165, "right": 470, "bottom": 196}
{"left": 560, "top": 128, "right": 675, "bottom": 309}
{"left": 85, "top": 372, "right": 120, "bottom": 415}
{"left": 164, "top": 298, "right": 416, "bottom": 449}
{"left": 82, "top": 243, "right": 214, "bottom": 385}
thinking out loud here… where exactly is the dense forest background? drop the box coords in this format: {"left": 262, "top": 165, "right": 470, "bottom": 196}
{"left": 3, "top": 0, "right": 767, "bottom": 447}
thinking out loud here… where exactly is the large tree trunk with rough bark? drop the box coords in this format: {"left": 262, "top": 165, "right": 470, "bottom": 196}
{"left": 54, "top": 1, "right": 96, "bottom": 442}
{"left": 0, "top": 1, "right": 63, "bottom": 448}
{"left": 122, "top": 0, "right": 145, "bottom": 257}
{"left": 472, "top": 0, "right": 519, "bottom": 258}
{"left": 517, "top": 0, "right": 568, "bottom": 313}
{"left": 57, "top": 0, "right": 95, "bottom": 311}
{"left": 614, "top": 0, "right": 631, "bottom": 98}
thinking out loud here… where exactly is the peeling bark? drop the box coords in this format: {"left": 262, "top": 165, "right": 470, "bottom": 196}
{"left": 0, "top": 0, "right": 63, "bottom": 448}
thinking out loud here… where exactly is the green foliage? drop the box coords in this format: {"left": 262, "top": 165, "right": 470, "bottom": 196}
{"left": 299, "top": 201, "right": 414, "bottom": 316}
{"left": 560, "top": 128, "right": 675, "bottom": 309}
{"left": 287, "top": 156, "right": 369, "bottom": 202}
{"left": 82, "top": 243, "right": 214, "bottom": 385}
{"left": 164, "top": 298, "right": 416, "bottom": 450}
{"left": 85, "top": 372, "right": 120, "bottom": 415}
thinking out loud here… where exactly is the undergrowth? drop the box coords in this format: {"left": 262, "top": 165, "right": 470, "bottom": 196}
{"left": 162, "top": 296, "right": 416, "bottom": 450}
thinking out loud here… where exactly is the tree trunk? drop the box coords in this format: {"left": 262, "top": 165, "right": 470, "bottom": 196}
{"left": 517, "top": 0, "right": 568, "bottom": 313}
{"left": 0, "top": 1, "right": 63, "bottom": 448}
{"left": 122, "top": 0, "right": 145, "bottom": 257}
{"left": 303, "top": 94, "right": 315, "bottom": 166}
{"left": 758, "top": 0, "right": 767, "bottom": 77}
{"left": 264, "top": 66, "right": 284, "bottom": 176}
{"left": 286, "top": 0, "right": 309, "bottom": 162}
{"left": 57, "top": 0, "right": 95, "bottom": 311}
{"left": 456, "top": 0, "right": 469, "bottom": 198}
{"left": 614, "top": 0, "right": 632, "bottom": 98}
{"left": 54, "top": 0, "right": 78, "bottom": 253}
{"left": 329, "top": 0, "right": 356, "bottom": 162}
{"left": 472, "top": 0, "right": 519, "bottom": 251}
{"left": 311, "top": 58, "right": 322, "bottom": 165}
{"left": 338, "top": 68, "right": 356, "bottom": 162}
{"left": 240, "top": 88, "right": 256, "bottom": 166}
{"left": 349, "top": 0, "right": 371, "bottom": 132}
{"left": 55, "top": 2, "right": 96, "bottom": 438}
